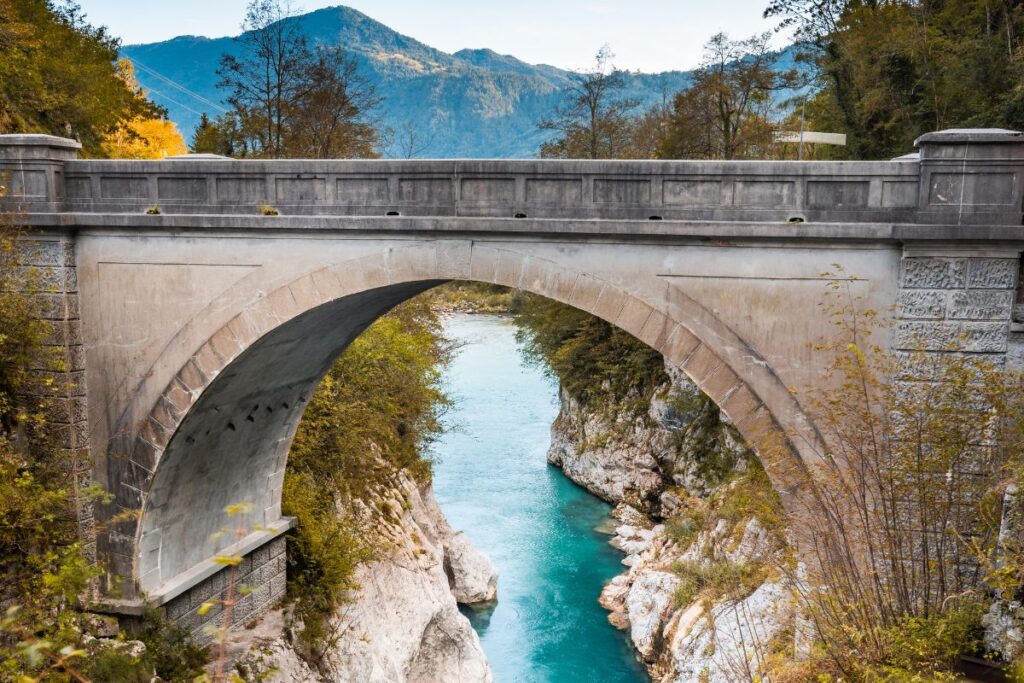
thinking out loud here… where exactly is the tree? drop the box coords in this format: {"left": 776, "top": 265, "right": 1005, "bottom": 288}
{"left": 216, "top": 0, "right": 309, "bottom": 158}
{"left": 764, "top": 0, "right": 1024, "bottom": 159}
{"left": 215, "top": 0, "right": 380, "bottom": 159}
{"left": 190, "top": 112, "right": 215, "bottom": 152}
{"left": 658, "top": 33, "right": 793, "bottom": 160}
{"left": 100, "top": 60, "right": 187, "bottom": 159}
{"left": 190, "top": 111, "right": 250, "bottom": 157}
{"left": 285, "top": 46, "right": 381, "bottom": 158}
{"left": 385, "top": 119, "right": 436, "bottom": 159}
{"left": 101, "top": 116, "right": 187, "bottom": 159}
{"left": 0, "top": 0, "right": 162, "bottom": 155}
{"left": 538, "top": 45, "right": 641, "bottom": 159}
{"left": 768, "top": 277, "right": 1024, "bottom": 679}
{"left": 512, "top": 293, "right": 667, "bottom": 409}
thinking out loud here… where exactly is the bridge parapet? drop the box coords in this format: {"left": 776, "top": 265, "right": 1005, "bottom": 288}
{"left": 46, "top": 157, "right": 921, "bottom": 224}
{"left": 2, "top": 130, "right": 1022, "bottom": 228}
{"left": 0, "top": 130, "right": 1013, "bottom": 227}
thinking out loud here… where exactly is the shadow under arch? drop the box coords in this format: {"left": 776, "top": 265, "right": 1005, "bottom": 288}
{"left": 114, "top": 242, "right": 823, "bottom": 601}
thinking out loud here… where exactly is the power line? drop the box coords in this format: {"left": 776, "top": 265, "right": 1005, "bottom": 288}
{"left": 130, "top": 57, "right": 227, "bottom": 112}
{"left": 145, "top": 86, "right": 207, "bottom": 119}
{"left": 126, "top": 57, "right": 229, "bottom": 114}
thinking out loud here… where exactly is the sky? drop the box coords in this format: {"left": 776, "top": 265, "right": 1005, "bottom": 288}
{"left": 76, "top": 0, "right": 787, "bottom": 73}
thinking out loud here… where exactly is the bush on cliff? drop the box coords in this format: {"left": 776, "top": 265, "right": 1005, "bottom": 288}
{"left": 283, "top": 298, "right": 453, "bottom": 656}
{"left": 512, "top": 293, "right": 667, "bottom": 413}
{"left": 767, "top": 279, "right": 1024, "bottom": 681}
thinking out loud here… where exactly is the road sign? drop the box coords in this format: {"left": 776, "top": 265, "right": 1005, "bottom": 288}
{"left": 774, "top": 131, "right": 848, "bottom": 145}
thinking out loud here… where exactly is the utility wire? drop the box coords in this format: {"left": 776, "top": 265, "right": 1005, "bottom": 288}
{"left": 126, "top": 57, "right": 229, "bottom": 114}
{"left": 145, "top": 85, "right": 208, "bottom": 118}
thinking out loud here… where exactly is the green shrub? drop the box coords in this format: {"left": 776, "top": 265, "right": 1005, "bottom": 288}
{"left": 716, "top": 465, "right": 784, "bottom": 534}
{"left": 867, "top": 602, "right": 986, "bottom": 679}
{"left": 133, "top": 608, "right": 209, "bottom": 680}
{"left": 663, "top": 504, "right": 704, "bottom": 547}
{"left": 512, "top": 293, "right": 667, "bottom": 413}
{"left": 283, "top": 298, "right": 453, "bottom": 655}
{"left": 670, "top": 558, "right": 766, "bottom": 608}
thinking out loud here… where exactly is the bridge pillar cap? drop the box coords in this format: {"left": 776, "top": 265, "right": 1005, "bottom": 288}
{"left": 0, "top": 134, "right": 81, "bottom": 163}
{"left": 915, "top": 128, "right": 1023, "bottom": 146}
{"left": 0, "top": 133, "right": 82, "bottom": 150}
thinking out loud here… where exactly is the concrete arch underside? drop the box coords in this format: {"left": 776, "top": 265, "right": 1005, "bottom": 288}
{"left": 108, "top": 242, "right": 827, "bottom": 602}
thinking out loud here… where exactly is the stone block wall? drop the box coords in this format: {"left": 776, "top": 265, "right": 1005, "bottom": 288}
{"left": 896, "top": 255, "right": 1016, "bottom": 365}
{"left": 897, "top": 256, "right": 1015, "bottom": 340}
{"left": 14, "top": 234, "right": 94, "bottom": 563}
{"left": 161, "top": 536, "right": 288, "bottom": 644}
{"left": 894, "top": 252, "right": 1019, "bottom": 580}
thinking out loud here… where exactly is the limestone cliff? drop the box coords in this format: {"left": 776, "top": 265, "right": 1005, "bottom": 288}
{"left": 599, "top": 505, "right": 791, "bottom": 682}
{"left": 236, "top": 473, "right": 496, "bottom": 683}
{"left": 548, "top": 361, "right": 793, "bottom": 681}
{"left": 547, "top": 363, "right": 750, "bottom": 514}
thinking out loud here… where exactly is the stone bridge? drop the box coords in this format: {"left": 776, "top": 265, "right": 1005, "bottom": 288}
{"left": 2, "top": 130, "right": 1023, "bottom": 637}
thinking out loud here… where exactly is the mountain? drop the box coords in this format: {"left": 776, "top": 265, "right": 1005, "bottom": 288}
{"left": 120, "top": 6, "right": 775, "bottom": 158}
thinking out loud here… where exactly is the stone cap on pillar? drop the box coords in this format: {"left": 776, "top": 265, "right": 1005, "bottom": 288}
{"left": 0, "top": 134, "right": 81, "bottom": 161}
{"left": 916, "top": 128, "right": 1022, "bottom": 144}
{"left": 0, "top": 135, "right": 81, "bottom": 210}
{"left": 914, "top": 128, "right": 1024, "bottom": 225}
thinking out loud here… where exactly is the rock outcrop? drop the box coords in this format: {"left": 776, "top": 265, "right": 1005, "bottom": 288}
{"left": 547, "top": 386, "right": 666, "bottom": 508}
{"left": 547, "top": 363, "right": 747, "bottom": 514}
{"left": 238, "top": 474, "right": 497, "bottom": 682}
{"left": 445, "top": 531, "right": 499, "bottom": 604}
{"left": 599, "top": 506, "right": 792, "bottom": 682}
{"left": 550, "top": 362, "right": 793, "bottom": 682}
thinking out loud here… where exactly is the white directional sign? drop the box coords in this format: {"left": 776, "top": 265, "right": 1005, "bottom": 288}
{"left": 774, "top": 131, "right": 848, "bottom": 145}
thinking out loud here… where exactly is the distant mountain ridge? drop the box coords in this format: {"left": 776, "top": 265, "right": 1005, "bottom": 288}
{"left": 121, "top": 5, "right": 784, "bottom": 158}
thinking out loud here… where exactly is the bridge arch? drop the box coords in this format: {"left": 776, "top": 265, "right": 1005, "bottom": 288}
{"left": 117, "top": 242, "right": 822, "bottom": 601}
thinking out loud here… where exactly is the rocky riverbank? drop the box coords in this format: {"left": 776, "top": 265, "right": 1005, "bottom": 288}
{"left": 236, "top": 473, "right": 497, "bottom": 682}
{"left": 548, "top": 361, "right": 794, "bottom": 681}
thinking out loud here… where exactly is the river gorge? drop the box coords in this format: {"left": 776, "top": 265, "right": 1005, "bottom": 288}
{"left": 431, "top": 314, "right": 649, "bottom": 683}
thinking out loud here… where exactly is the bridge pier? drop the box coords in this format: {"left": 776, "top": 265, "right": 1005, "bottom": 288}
{"left": 12, "top": 232, "right": 96, "bottom": 560}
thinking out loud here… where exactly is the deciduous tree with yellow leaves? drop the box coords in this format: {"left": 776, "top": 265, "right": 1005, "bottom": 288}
{"left": 100, "top": 60, "right": 187, "bottom": 159}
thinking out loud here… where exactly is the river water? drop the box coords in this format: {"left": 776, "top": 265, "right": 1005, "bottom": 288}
{"left": 429, "top": 314, "right": 649, "bottom": 683}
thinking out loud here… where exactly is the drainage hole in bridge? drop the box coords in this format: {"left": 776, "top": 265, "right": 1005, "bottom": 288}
{"left": 649, "top": 215, "right": 663, "bottom": 220}
{"left": 385, "top": 211, "right": 401, "bottom": 216}
{"left": 514, "top": 213, "right": 527, "bottom": 219}
{"left": 788, "top": 216, "right": 805, "bottom": 223}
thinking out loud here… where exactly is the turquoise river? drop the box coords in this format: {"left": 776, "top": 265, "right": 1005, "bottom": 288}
{"left": 429, "top": 314, "right": 649, "bottom": 683}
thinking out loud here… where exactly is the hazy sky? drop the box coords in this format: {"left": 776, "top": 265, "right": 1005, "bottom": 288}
{"left": 76, "top": 0, "right": 786, "bottom": 73}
